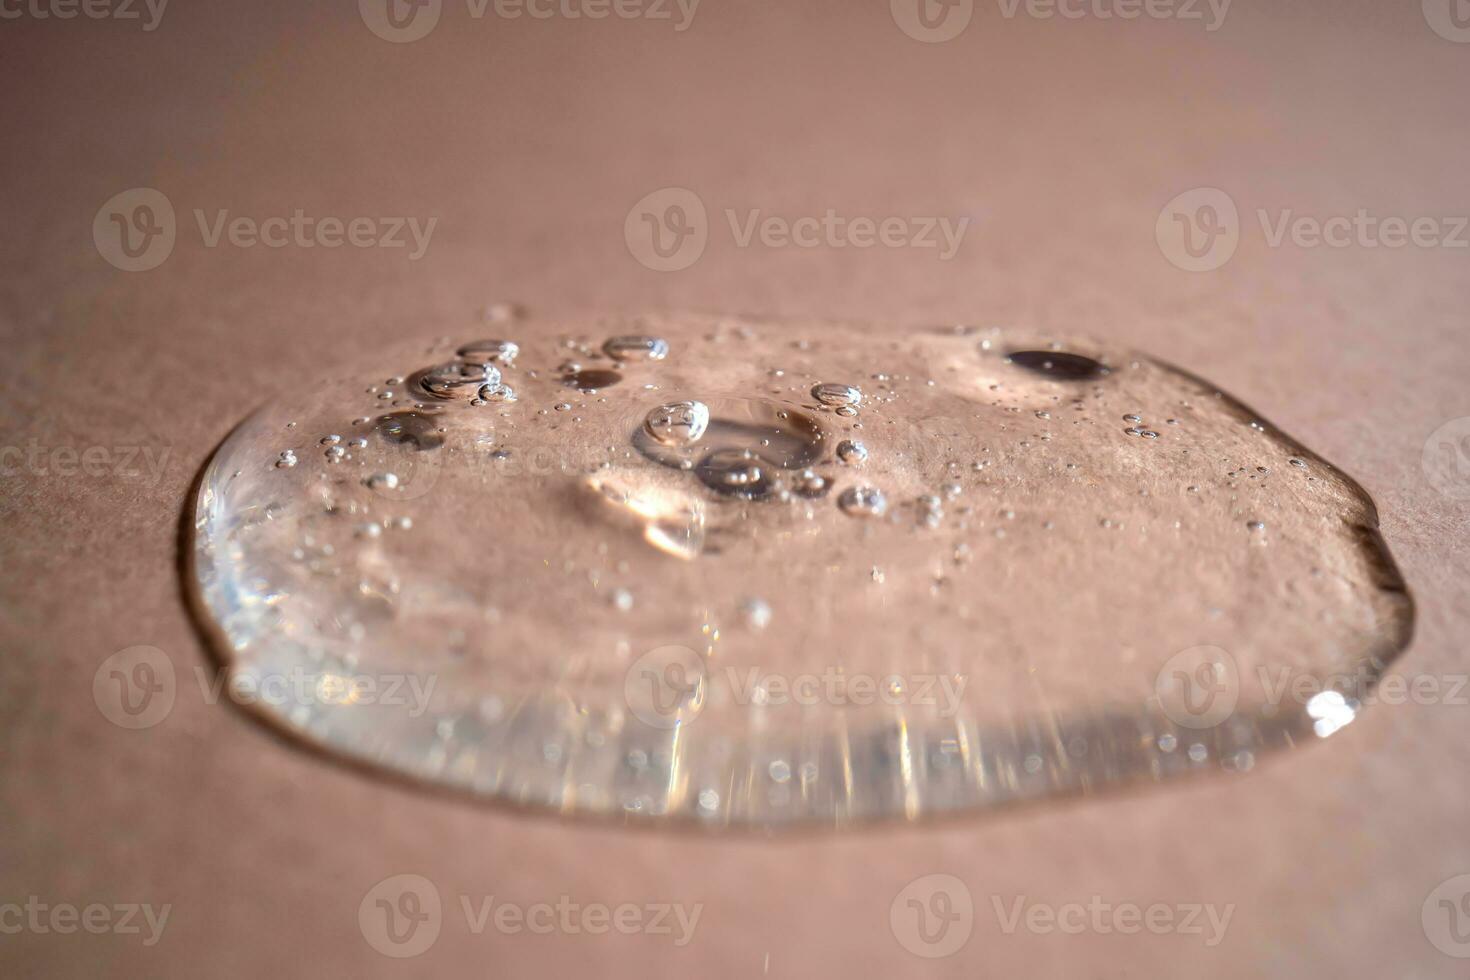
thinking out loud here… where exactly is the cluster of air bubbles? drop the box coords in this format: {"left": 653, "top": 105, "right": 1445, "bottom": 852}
{"left": 698, "top": 449, "right": 770, "bottom": 497}
{"left": 916, "top": 494, "right": 944, "bottom": 528}
{"left": 794, "top": 469, "right": 829, "bottom": 497}
{"left": 1121, "top": 414, "right": 1160, "bottom": 439}
{"left": 838, "top": 485, "right": 887, "bottom": 518}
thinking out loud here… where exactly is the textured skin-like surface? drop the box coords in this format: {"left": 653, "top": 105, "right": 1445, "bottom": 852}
{"left": 2, "top": 1, "right": 1469, "bottom": 976}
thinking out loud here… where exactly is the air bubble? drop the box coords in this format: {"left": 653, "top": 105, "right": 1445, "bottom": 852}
{"left": 420, "top": 361, "right": 500, "bottom": 399}
{"left": 457, "top": 339, "right": 519, "bottom": 365}
{"left": 838, "top": 485, "right": 887, "bottom": 517}
{"left": 603, "top": 336, "right": 669, "bottom": 361}
{"left": 812, "top": 383, "right": 862, "bottom": 409}
{"left": 645, "top": 401, "right": 711, "bottom": 447}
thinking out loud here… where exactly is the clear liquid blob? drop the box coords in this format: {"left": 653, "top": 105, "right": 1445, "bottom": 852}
{"left": 189, "top": 314, "right": 1413, "bottom": 829}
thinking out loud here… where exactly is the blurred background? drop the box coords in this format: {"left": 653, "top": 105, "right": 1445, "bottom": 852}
{"left": 2, "top": 0, "right": 1469, "bottom": 976}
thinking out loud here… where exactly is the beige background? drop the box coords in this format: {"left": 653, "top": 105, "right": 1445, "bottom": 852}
{"left": 3, "top": 0, "right": 1469, "bottom": 976}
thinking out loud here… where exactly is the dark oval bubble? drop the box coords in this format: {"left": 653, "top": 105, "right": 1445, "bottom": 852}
{"left": 374, "top": 410, "right": 445, "bottom": 451}
{"left": 564, "top": 369, "right": 622, "bottom": 391}
{"left": 695, "top": 448, "right": 777, "bottom": 499}
{"left": 1006, "top": 350, "right": 1107, "bottom": 381}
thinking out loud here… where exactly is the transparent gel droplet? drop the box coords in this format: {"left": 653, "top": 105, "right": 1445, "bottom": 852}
{"left": 418, "top": 360, "right": 500, "bottom": 400}
{"left": 456, "top": 338, "right": 519, "bottom": 365}
{"left": 644, "top": 400, "right": 710, "bottom": 447}
{"left": 812, "top": 382, "right": 862, "bottom": 408}
{"left": 191, "top": 314, "right": 1413, "bottom": 830}
{"left": 603, "top": 335, "right": 669, "bottom": 362}
{"left": 836, "top": 439, "right": 868, "bottom": 465}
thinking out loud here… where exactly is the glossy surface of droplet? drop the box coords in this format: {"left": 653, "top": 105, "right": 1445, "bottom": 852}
{"left": 811, "top": 382, "right": 862, "bottom": 408}
{"left": 644, "top": 401, "right": 711, "bottom": 447}
{"left": 456, "top": 339, "right": 519, "bottom": 365}
{"left": 603, "top": 335, "right": 669, "bottom": 362}
{"left": 419, "top": 361, "right": 501, "bottom": 399}
{"left": 191, "top": 313, "right": 1413, "bottom": 831}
